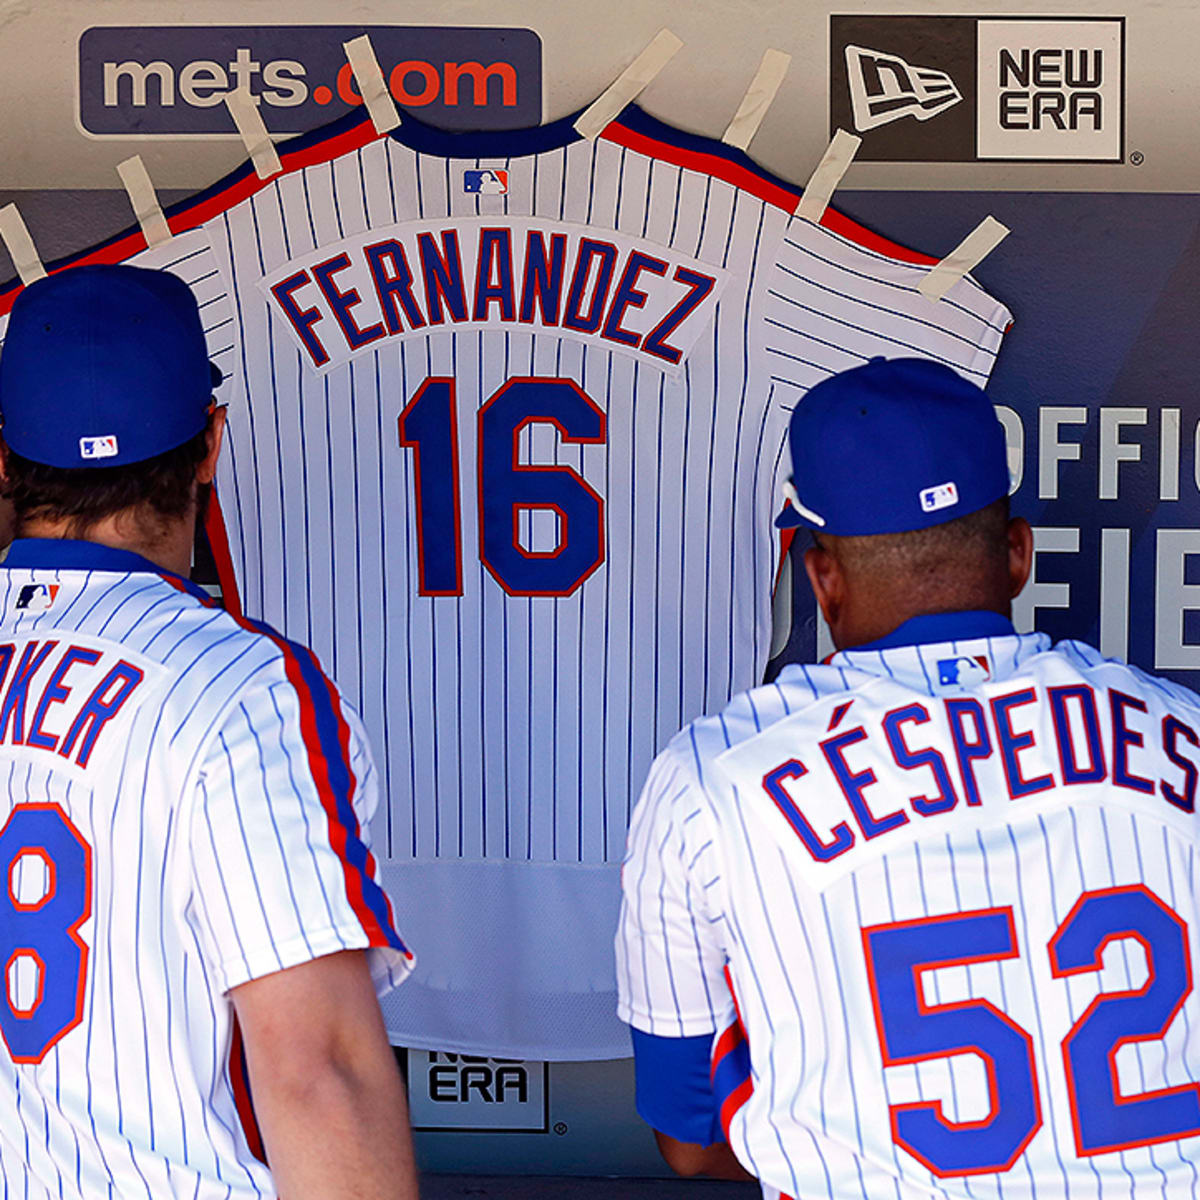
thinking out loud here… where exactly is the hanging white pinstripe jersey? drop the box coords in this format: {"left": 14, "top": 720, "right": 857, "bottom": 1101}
{"left": 0, "top": 539, "right": 411, "bottom": 1200}
{"left": 617, "top": 611, "right": 1200, "bottom": 1198}
{"left": 0, "top": 103, "right": 1011, "bottom": 1058}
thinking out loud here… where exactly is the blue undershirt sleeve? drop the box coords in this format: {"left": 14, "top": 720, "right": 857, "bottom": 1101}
{"left": 630, "top": 1028, "right": 724, "bottom": 1146}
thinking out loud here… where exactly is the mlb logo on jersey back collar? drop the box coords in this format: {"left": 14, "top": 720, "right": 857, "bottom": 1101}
{"left": 937, "top": 654, "right": 990, "bottom": 687}
{"left": 15, "top": 584, "right": 60, "bottom": 611}
{"left": 464, "top": 169, "right": 509, "bottom": 194}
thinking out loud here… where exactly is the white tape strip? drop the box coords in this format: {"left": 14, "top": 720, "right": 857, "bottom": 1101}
{"left": 344, "top": 33, "right": 400, "bottom": 134}
{"left": 224, "top": 90, "right": 282, "bottom": 180}
{"left": 117, "top": 155, "right": 171, "bottom": 247}
{"left": 918, "top": 215, "right": 1010, "bottom": 303}
{"left": 574, "top": 29, "right": 683, "bottom": 140}
{"left": 0, "top": 204, "right": 46, "bottom": 286}
{"left": 796, "top": 129, "right": 862, "bottom": 223}
{"left": 722, "top": 49, "right": 791, "bottom": 151}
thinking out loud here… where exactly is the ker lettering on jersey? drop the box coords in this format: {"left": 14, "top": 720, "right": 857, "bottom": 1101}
{"left": 259, "top": 217, "right": 730, "bottom": 374}
{"left": 0, "top": 635, "right": 155, "bottom": 771}
{"left": 717, "top": 674, "right": 1200, "bottom": 887}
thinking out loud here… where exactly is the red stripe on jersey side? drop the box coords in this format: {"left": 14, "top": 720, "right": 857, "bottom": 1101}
{"left": 718, "top": 1072, "right": 753, "bottom": 1139}
{"left": 600, "top": 122, "right": 799, "bottom": 214}
{"left": 203, "top": 491, "right": 244, "bottom": 620}
{"left": 725, "top": 964, "right": 746, "bottom": 1023}
{"left": 711, "top": 1020, "right": 743, "bottom": 1067}
{"left": 228, "top": 1017, "right": 268, "bottom": 1165}
{"left": 711, "top": 965, "right": 754, "bottom": 1138}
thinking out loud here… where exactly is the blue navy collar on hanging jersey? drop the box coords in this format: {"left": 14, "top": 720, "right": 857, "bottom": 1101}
{"left": 850, "top": 610, "right": 1017, "bottom": 653}
{"left": 4, "top": 537, "right": 212, "bottom": 603}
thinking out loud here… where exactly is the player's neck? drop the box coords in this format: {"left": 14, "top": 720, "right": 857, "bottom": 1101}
{"left": 18, "top": 507, "right": 195, "bottom": 578}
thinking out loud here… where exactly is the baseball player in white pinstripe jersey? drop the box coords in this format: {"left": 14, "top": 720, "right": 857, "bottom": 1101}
{"left": 617, "top": 357, "right": 1200, "bottom": 1197}
{"left": 0, "top": 265, "right": 418, "bottom": 1200}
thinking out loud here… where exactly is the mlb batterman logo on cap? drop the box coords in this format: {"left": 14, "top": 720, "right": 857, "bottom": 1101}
{"left": 775, "top": 357, "right": 1010, "bottom": 536}
{"left": 0, "top": 264, "right": 222, "bottom": 469}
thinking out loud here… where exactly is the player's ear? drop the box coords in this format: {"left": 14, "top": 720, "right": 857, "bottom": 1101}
{"left": 1006, "top": 516, "right": 1033, "bottom": 600}
{"left": 803, "top": 539, "right": 845, "bottom": 630}
{"left": 196, "top": 406, "right": 228, "bottom": 486}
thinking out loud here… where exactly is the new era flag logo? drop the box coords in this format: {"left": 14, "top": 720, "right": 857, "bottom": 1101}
{"left": 845, "top": 44, "right": 963, "bottom": 131}
{"left": 15, "top": 584, "right": 60, "bottom": 611}
{"left": 464, "top": 169, "right": 509, "bottom": 194}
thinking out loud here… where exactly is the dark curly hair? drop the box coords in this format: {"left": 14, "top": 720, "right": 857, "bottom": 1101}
{"left": 1, "top": 415, "right": 214, "bottom": 540}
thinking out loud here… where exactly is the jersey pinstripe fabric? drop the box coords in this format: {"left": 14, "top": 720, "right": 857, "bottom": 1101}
{"left": 0, "top": 103, "right": 1010, "bottom": 1058}
{"left": 0, "top": 540, "right": 411, "bottom": 1200}
{"left": 617, "top": 616, "right": 1200, "bottom": 1198}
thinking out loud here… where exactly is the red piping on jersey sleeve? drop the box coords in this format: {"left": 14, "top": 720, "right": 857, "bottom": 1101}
{"left": 203, "top": 491, "right": 243, "bottom": 620}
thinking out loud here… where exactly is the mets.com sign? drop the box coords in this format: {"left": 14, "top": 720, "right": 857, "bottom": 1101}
{"left": 78, "top": 26, "right": 542, "bottom": 136}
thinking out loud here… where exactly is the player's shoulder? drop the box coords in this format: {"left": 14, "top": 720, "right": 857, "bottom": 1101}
{"left": 605, "top": 105, "right": 801, "bottom": 213}
{"left": 662, "top": 659, "right": 878, "bottom": 777}
{"left": 604, "top": 108, "right": 951, "bottom": 270}
{"left": 1046, "top": 637, "right": 1200, "bottom": 717}
{"left": 159, "top": 580, "right": 337, "bottom": 696}
{"left": 74, "top": 567, "right": 334, "bottom": 699}
{"left": 127, "top": 575, "right": 355, "bottom": 748}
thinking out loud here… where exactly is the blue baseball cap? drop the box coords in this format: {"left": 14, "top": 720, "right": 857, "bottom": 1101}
{"left": 0, "top": 264, "right": 221, "bottom": 468}
{"left": 776, "top": 357, "right": 1010, "bottom": 536}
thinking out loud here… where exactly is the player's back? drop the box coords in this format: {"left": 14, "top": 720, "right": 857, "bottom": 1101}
{"left": 0, "top": 544, "right": 293, "bottom": 1199}
{"left": 686, "top": 625, "right": 1200, "bottom": 1198}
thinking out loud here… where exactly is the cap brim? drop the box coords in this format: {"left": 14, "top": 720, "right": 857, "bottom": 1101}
{"left": 209, "top": 362, "right": 224, "bottom": 390}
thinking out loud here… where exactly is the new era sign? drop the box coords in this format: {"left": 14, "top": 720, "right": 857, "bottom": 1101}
{"left": 831, "top": 16, "right": 1125, "bottom": 162}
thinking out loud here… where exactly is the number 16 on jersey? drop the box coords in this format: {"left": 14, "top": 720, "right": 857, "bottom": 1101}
{"left": 397, "top": 376, "right": 607, "bottom": 598}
